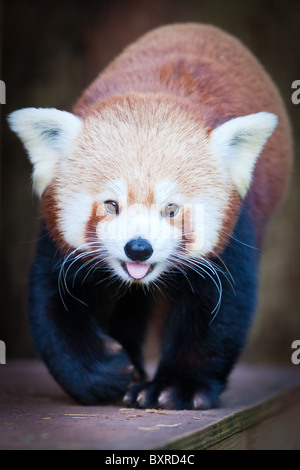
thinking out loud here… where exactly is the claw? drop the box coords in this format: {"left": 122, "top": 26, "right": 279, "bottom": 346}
{"left": 157, "top": 387, "right": 175, "bottom": 408}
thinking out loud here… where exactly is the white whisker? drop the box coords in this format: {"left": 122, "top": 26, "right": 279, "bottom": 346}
{"left": 220, "top": 230, "right": 259, "bottom": 251}
{"left": 56, "top": 241, "right": 112, "bottom": 309}
{"left": 166, "top": 247, "right": 224, "bottom": 324}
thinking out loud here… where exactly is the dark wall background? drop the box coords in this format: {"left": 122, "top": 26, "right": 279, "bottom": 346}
{"left": 1, "top": 0, "right": 300, "bottom": 362}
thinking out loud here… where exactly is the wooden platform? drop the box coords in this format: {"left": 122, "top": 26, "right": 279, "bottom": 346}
{"left": 0, "top": 360, "right": 299, "bottom": 450}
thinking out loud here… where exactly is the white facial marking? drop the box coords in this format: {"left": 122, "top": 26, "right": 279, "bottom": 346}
{"left": 97, "top": 179, "right": 128, "bottom": 210}
{"left": 97, "top": 201, "right": 182, "bottom": 283}
{"left": 60, "top": 192, "right": 94, "bottom": 248}
{"left": 93, "top": 174, "right": 227, "bottom": 282}
{"left": 106, "top": 179, "right": 128, "bottom": 199}
{"left": 155, "top": 179, "right": 178, "bottom": 206}
{"left": 189, "top": 198, "right": 223, "bottom": 255}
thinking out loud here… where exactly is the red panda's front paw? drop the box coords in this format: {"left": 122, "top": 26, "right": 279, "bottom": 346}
{"left": 122, "top": 380, "right": 219, "bottom": 410}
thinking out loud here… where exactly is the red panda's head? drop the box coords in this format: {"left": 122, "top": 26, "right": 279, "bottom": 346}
{"left": 8, "top": 95, "right": 277, "bottom": 284}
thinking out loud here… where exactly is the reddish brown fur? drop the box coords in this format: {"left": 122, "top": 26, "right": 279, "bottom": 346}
{"left": 73, "top": 24, "right": 292, "bottom": 243}
{"left": 85, "top": 201, "right": 104, "bottom": 244}
{"left": 210, "top": 191, "right": 241, "bottom": 256}
{"left": 180, "top": 207, "right": 196, "bottom": 250}
{"left": 41, "top": 185, "right": 72, "bottom": 254}
{"left": 127, "top": 186, "right": 155, "bottom": 206}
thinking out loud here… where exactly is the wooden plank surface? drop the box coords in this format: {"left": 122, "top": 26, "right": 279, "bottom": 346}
{"left": 0, "top": 360, "right": 299, "bottom": 450}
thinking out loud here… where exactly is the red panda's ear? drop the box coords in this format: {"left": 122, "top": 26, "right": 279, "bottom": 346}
{"left": 210, "top": 112, "right": 278, "bottom": 198}
{"left": 7, "top": 108, "right": 82, "bottom": 197}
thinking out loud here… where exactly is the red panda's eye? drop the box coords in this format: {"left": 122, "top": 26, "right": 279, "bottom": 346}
{"left": 162, "top": 203, "right": 179, "bottom": 218}
{"left": 104, "top": 200, "right": 119, "bottom": 215}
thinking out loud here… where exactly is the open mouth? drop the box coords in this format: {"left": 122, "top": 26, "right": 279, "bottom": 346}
{"left": 121, "top": 261, "right": 155, "bottom": 280}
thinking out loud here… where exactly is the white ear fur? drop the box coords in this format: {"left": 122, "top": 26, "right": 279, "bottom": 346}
{"left": 210, "top": 112, "right": 278, "bottom": 198}
{"left": 7, "top": 107, "right": 82, "bottom": 196}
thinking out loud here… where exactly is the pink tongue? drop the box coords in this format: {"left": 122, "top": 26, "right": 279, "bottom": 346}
{"left": 126, "top": 262, "right": 150, "bottom": 279}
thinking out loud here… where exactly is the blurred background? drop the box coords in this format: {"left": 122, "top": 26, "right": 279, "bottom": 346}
{"left": 1, "top": 0, "right": 299, "bottom": 363}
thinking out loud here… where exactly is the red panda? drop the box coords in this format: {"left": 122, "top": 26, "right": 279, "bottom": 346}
{"left": 8, "top": 24, "right": 292, "bottom": 409}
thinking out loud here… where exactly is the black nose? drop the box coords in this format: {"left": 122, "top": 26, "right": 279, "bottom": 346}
{"left": 124, "top": 237, "right": 153, "bottom": 262}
